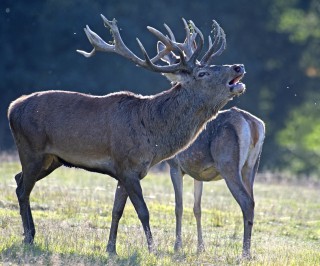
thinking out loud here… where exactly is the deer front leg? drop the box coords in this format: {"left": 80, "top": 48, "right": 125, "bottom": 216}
{"left": 169, "top": 165, "right": 184, "bottom": 252}
{"left": 122, "top": 175, "right": 154, "bottom": 253}
{"left": 106, "top": 182, "right": 128, "bottom": 255}
{"left": 193, "top": 179, "right": 204, "bottom": 252}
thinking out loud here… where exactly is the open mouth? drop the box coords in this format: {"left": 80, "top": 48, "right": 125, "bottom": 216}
{"left": 227, "top": 74, "right": 246, "bottom": 95}
{"left": 228, "top": 74, "right": 244, "bottom": 87}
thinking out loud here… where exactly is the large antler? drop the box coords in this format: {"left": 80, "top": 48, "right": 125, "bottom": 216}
{"left": 77, "top": 15, "right": 193, "bottom": 73}
{"left": 200, "top": 20, "right": 226, "bottom": 65}
{"left": 158, "top": 18, "right": 204, "bottom": 66}
{"left": 77, "top": 15, "right": 226, "bottom": 73}
{"left": 156, "top": 19, "right": 226, "bottom": 67}
{"left": 161, "top": 18, "right": 198, "bottom": 60}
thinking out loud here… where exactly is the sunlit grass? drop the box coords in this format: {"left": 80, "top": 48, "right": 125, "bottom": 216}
{"left": 1, "top": 161, "right": 320, "bottom": 265}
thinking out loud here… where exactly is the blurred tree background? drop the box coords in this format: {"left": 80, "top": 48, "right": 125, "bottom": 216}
{"left": 1, "top": 0, "right": 320, "bottom": 177}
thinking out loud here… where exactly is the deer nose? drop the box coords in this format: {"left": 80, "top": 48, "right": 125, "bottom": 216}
{"left": 233, "top": 64, "right": 245, "bottom": 73}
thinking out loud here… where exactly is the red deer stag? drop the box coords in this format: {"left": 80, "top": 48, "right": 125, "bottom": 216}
{"left": 167, "top": 107, "right": 265, "bottom": 258}
{"left": 8, "top": 15, "right": 246, "bottom": 254}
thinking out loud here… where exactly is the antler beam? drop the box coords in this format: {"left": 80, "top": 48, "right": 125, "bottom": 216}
{"left": 77, "top": 15, "right": 192, "bottom": 73}
{"left": 77, "top": 15, "right": 227, "bottom": 73}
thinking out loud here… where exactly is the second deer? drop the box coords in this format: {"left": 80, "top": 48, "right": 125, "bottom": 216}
{"left": 168, "top": 107, "right": 265, "bottom": 258}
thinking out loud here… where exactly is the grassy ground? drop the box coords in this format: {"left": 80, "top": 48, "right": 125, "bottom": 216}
{"left": 0, "top": 161, "right": 319, "bottom": 265}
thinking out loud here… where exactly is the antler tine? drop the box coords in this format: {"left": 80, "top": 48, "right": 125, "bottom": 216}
{"left": 150, "top": 19, "right": 206, "bottom": 69}
{"left": 136, "top": 38, "right": 158, "bottom": 71}
{"left": 160, "top": 18, "right": 200, "bottom": 63}
{"left": 176, "top": 18, "right": 198, "bottom": 59}
{"left": 210, "top": 28, "right": 226, "bottom": 58}
{"left": 208, "top": 35, "right": 213, "bottom": 49}
{"left": 200, "top": 20, "right": 227, "bottom": 65}
{"left": 77, "top": 15, "right": 146, "bottom": 67}
{"left": 163, "top": 23, "right": 176, "bottom": 42}
{"left": 76, "top": 25, "right": 113, "bottom": 57}
{"left": 201, "top": 20, "right": 222, "bottom": 62}
{"left": 187, "top": 20, "right": 204, "bottom": 66}
{"left": 147, "top": 26, "right": 175, "bottom": 63}
{"left": 182, "top": 18, "right": 198, "bottom": 49}
{"left": 147, "top": 26, "right": 172, "bottom": 47}
{"left": 154, "top": 20, "right": 195, "bottom": 64}
{"left": 145, "top": 25, "right": 189, "bottom": 69}
{"left": 100, "top": 14, "right": 148, "bottom": 65}
{"left": 182, "top": 18, "right": 191, "bottom": 37}
{"left": 136, "top": 31, "right": 189, "bottom": 72}
{"left": 135, "top": 37, "right": 186, "bottom": 73}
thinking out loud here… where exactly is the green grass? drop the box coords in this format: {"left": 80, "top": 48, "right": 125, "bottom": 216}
{"left": 0, "top": 161, "right": 320, "bottom": 265}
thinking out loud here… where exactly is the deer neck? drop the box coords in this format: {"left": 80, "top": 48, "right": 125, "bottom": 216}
{"left": 146, "top": 83, "right": 225, "bottom": 165}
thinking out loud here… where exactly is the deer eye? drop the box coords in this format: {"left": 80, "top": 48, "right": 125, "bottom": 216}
{"left": 198, "top": 71, "right": 208, "bottom": 78}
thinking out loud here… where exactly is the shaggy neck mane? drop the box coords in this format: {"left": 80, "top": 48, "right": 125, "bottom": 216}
{"left": 142, "top": 83, "right": 225, "bottom": 165}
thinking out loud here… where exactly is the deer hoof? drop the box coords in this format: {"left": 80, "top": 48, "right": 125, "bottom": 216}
{"left": 197, "top": 243, "right": 205, "bottom": 253}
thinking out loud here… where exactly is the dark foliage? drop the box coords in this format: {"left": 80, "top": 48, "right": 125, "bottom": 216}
{"left": 1, "top": 0, "right": 319, "bottom": 172}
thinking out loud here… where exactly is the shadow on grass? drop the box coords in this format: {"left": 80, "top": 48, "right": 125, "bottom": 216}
{"left": 1, "top": 243, "right": 143, "bottom": 265}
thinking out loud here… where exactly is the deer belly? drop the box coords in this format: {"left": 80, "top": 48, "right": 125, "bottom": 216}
{"left": 56, "top": 152, "right": 117, "bottom": 176}
{"left": 198, "top": 166, "right": 222, "bottom": 181}
{"left": 182, "top": 163, "right": 222, "bottom": 182}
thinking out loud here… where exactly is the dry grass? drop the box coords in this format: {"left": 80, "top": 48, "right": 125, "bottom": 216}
{"left": 0, "top": 161, "right": 320, "bottom": 265}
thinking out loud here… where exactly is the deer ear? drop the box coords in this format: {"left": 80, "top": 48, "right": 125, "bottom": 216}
{"left": 163, "top": 73, "right": 183, "bottom": 84}
{"left": 157, "top": 41, "right": 179, "bottom": 65}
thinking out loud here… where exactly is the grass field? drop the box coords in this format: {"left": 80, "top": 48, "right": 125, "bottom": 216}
{"left": 0, "top": 161, "right": 320, "bottom": 265}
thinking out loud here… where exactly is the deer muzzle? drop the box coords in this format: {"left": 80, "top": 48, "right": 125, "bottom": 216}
{"left": 228, "top": 64, "right": 246, "bottom": 95}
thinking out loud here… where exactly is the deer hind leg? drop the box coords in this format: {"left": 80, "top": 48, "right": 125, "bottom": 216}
{"left": 193, "top": 179, "right": 204, "bottom": 253}
{"left": 222, "top": 170, "right": 254, "bottom": 259}
{"left": 15, "top": 171, "right": 36, "bottom": 243}
{"left": 242, "top": 150, "right": 262, "bottom": 200}
{"left": 15, "top": 158, "right": 42, "bottom": 244}
{"left": 106, "top": 181, "right": 128, "bottom": 255}
{"left": 15, "top": 153, "right": 60, "bottom": 244}
{"left": 212, "top": 125, "right": 254, "bottom": 258}
{"left": 169, "top": 164, "right": 184, "bottom": 252}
